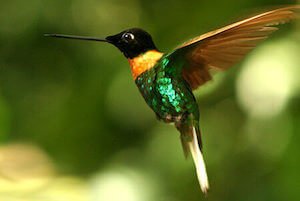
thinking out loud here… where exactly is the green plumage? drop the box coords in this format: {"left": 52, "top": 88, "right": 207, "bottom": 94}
{"left": 135, "top": 54, "right": 202, "bottom": 152}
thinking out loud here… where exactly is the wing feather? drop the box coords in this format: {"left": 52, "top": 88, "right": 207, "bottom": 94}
{"left": 174, "top": 6, "right": 299, "bottom": 90}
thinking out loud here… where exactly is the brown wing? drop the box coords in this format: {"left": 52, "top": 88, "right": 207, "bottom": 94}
{"left": 175, "top": 6, "right": 299, "bottom": 90}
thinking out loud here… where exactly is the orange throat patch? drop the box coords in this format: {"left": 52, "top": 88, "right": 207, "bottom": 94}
{"left": 128, "top": 50, "right": 163, "bottom": 80}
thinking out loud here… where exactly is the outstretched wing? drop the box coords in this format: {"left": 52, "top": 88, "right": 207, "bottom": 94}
{"left": 172, "top": 6, "right": 299, "bottom": 90}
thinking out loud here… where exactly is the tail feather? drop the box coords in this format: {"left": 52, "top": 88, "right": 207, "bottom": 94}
{"left": 176, "top": 114, "right": 209, "bottom": 194}
{"left": 180, "top": 134, "right": 189, "bottom": 158}
{"left": 188, "top": 127, "right": 209, "bottom": 194}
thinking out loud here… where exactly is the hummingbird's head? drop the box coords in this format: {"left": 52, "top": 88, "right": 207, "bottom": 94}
{"left": 106, "top": 28, "right": 158, "bottom": 59}
{"left": 45, "top": 28, "right": 158, "bottom": 59}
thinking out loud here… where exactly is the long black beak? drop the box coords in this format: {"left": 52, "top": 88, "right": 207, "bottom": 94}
{"left": 44, "top": 34, "right": 109, "bottom": 42}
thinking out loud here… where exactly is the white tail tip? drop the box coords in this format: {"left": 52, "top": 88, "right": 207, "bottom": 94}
{"left": 188, "top": 128, "right": 210, "bottom": 194}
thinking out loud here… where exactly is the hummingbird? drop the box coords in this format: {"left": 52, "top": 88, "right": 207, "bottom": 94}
{"left": 45, "top": 6, "right": 299, "bottom": 194}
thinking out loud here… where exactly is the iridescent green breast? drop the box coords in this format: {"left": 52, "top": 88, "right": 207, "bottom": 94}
{"left": 135, "top": 55, "right": 199, "bottom": 122}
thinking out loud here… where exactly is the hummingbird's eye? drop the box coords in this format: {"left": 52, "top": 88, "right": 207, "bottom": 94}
{"left": 123, "top": 33, "right": 135, "bottom": 41}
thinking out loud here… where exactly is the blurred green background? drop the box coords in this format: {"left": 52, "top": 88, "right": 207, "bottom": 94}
{"left": 0, "top": 0, "right": 299, "bottom": 200}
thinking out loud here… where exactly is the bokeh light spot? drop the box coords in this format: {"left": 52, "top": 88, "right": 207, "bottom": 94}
{"left": 236, "top": 38, "right": 299, "bottom": 118}
{"left": 89, "top": 168, "right": 153, "bottom": 201}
